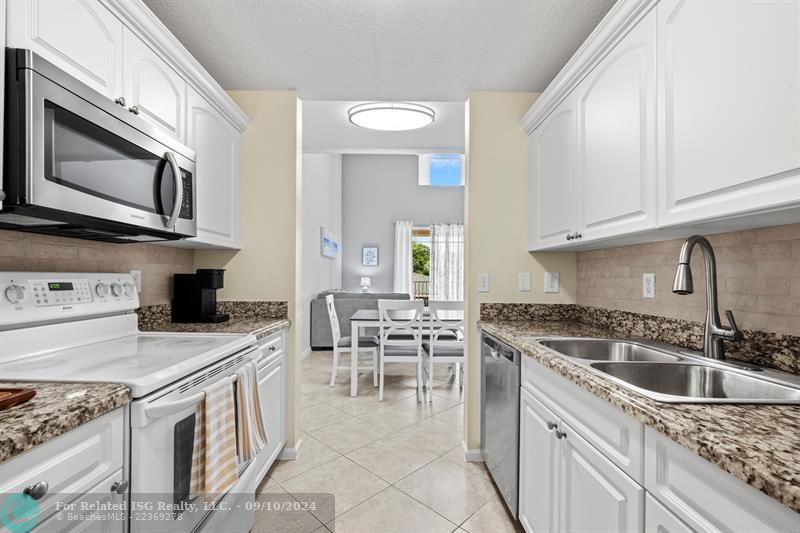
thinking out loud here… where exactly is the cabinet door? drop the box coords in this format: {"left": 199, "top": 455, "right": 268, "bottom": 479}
{"left": 519, "top": 388, "right": 560, "bottom": 533}
{"left": 528, "top": 93, "right": 578, "bottom": 250}
{"left": 186, "top": 87, "right": 242, "bottom": 248}
{"left": 123, "top": 28, "right": 186, "bottom": 142}
{"left": 259, "top": 353, "right": 286, "bottom": 463}
{"left": 559, "top": 423, "right": 644, "bottom": 533}
{"left": 657, "top": 0, "right": 800, "bottom": 226}
{"left": 644, "top": 493, "right": 694, "bottom": 533}
{"left": 6, "top": 0, "right": 123, "bottom": 98}
{"left": 577, "top": 9, "right": 657, "bottom": 241}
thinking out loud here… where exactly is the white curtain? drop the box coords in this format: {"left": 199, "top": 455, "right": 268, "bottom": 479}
{"left": 430, "top": 223, "right": 464, "bottom": 301}
{"left": 393, "top": 221, "right": 414, "bottom": 298}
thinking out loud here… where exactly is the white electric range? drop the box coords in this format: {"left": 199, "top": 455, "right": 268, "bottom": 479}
{"left": 0, "top": 272, "right": 263, "bottom": 533}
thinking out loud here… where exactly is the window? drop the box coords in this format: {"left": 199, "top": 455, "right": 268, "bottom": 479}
{"left": 412, "top": 227, "right": 431, "bottom": 303}
{"left": 418, "top": 154, "right": 465, "bottom": 187}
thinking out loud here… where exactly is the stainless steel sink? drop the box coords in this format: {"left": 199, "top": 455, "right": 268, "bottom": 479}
{"left": 589, "top": 362, "right": 800, "bottom": 404}
{"left": 537, "top": 339, "right": 681, "bottom": 362}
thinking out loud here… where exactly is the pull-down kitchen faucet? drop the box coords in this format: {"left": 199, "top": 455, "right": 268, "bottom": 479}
{"left": 672, "top": 235, "right": 743, "bottom": 359}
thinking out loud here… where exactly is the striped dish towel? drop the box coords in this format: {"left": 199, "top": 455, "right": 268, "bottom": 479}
{"left": 190, "top": 379, "right": 238, "bottom": 503}
{"left": 235, "top": 361, "right": 268, "bottom": 463}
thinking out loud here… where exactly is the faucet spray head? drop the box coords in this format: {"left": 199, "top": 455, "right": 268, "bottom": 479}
{"left": 673, "top": 263, "right": 694, "bottom": 295}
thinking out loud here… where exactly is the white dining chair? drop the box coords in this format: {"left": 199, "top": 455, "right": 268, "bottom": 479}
{"left": 325, "top": 294, "right": 378, "bottom": 388}
{"left": 422, "top": 300, "right": 465, "bottom": 402}
{"left": 377, "top": 299, "right": 425, "bottom": 402}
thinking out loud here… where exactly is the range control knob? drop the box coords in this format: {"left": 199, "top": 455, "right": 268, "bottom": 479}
{"left": 123, "top": 283, "right": 135, "bottom": 297}
{"left": 5, "top": 284, "right": 27, "bottom": 304}
{"left": 110, "top": 283, "right": 124, "bottom": 297}
{"left": 95, "top": 283, "right": 110, "bottom": 298}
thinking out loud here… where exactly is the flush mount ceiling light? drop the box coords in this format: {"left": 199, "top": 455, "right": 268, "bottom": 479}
{"left": 348, "top": 102, "right": 435, "bottom": 131}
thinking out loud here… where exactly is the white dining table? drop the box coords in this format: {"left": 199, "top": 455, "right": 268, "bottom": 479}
{"left": 349, "top": 308, "right": 464, "bottom": 397}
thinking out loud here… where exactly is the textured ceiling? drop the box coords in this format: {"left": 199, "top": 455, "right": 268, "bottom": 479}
{"left": 143, "top": 0, "right": 615, "bottom": 100}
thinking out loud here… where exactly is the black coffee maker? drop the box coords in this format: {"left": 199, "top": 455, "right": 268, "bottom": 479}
{"left": 172, "top": 269, "right": 230, "bottom": 323}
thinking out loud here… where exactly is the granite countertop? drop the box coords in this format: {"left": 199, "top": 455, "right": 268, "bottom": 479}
{"left": 139, "top": 316, "right": 290, "bottom": 340}
{"left": 479, "top": 319, "right": 800, "bottom": 514}
{"left": 0, "top": 382, "right": 131, "bottom": 464}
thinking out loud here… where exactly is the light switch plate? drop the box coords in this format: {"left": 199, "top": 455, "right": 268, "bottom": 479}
{"left": 544, "top": 272, "right": 560, "bottom": 293}
{"left": 518, "top": 272, "right": 531, "bottom": 292}
{"left": 479, "top": 273, "right": 490, "bottom": 293}
{"left": 643, "top": 272, "right": 655, "bottom": 298}
{"left": 130, "top": 270, "right": 142, "bottom": 292}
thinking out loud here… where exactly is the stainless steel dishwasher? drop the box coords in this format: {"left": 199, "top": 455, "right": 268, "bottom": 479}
{"left": 481, "top": 333, "right": 521, "bottom": 516}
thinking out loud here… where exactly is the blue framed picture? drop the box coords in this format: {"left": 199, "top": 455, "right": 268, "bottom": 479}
{"left": 362, "top": 246, "right": 379, "bottom": 266}
{"left": 321, "top": 227, "right": 339, "bottom": 258}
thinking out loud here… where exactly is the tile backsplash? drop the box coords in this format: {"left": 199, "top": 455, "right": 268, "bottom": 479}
{"left": 0, "top": 230, "right": 193, "bottom": 306}
{"left": 576, "top": 224, "right": 800, "bottom": 336}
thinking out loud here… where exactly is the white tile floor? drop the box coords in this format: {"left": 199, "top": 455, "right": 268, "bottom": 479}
{"left": 257, "top": 351, "right": 522, "bottom": 533}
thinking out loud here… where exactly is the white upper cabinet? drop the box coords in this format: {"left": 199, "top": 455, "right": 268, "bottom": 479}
{"left": 123, "top": 28, "right": 186, "bottom": 142}
{"left": 657, "top": 0, "right": 800, "bottom": 226}
{"left": 6, "top": 0, "right": 124, "bottom": 99}
{"left": 528, "top": 92, "right": 578, "bottom": 250}
{"left": 577, "top": 9, "right": 657, "bottom": 241}
{"left": 186, "top": 87, "right": 241, "bottom": 249}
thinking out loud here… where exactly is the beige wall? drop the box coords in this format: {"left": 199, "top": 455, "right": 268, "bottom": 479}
{"left": 463, "top": 93, "right": 577, "bottom": 450}
{"left": 577, "top": 224, "right": 800, "bottom": 336}
{"left": 0, "top": 230, "right": 192, "bottom": 306}
{"left": 195, "top": 91, "right": 303, "bottom": 450}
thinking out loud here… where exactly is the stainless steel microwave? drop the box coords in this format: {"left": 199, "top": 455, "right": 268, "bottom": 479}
{"left": 1, "top": 49, "right": 196, "bottom": 243}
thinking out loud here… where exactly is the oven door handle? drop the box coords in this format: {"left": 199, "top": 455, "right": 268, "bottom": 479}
{"left": 144, "top": 374, "right": 236, "bottom": 420}
{"left": 164, "top": 151, "right": 183, "bottom": 229}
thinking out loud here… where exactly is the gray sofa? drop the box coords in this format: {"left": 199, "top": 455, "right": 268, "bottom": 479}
{"left": 310, "top": 291, "right": 410, "bottom": 349}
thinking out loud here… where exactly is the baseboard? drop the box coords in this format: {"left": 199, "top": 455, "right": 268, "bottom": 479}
{"left": 278, "top": 437, "right": 303, "bottom": 460}
{"left": 299, "top": 348, "right": 311, "bottom": 361}
{"left": 461, "top": 440, "right": 484, "bottom": 462}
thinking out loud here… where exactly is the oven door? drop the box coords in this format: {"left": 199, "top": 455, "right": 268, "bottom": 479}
{"left": 129, "top": 347, "right": 262, "bottom": 533}
{"left": 18, "top": 58, "right": 196, "bottom": 238}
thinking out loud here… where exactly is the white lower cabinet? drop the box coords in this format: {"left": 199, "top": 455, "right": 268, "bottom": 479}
{"left": 519, "top": 356, "right": 800, "bottom": 533}
{"left": 644, "top": 493, "right": 693, "bottom": 533}
{"left": 519, "top": 387, "right": 643, "bottom": 533}
{"left": 253, "top": 332, "right": 287, "bottom": 487}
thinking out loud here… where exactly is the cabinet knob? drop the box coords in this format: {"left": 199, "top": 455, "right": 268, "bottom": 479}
{"left": 23, "top": 481, "right": 49, "bottom": 500}
{"left": 115, "top": 96, "right": 126, "bottom": 107}
{"left": 566, "top": 234, "right": 573, "bottom": 241}
{"left": 269, "top": 345, "right": 277, "bottom": 352}
{"left": 555, "top": 429, "right": 567, "bottom": 440}
{"left": 546, "top": 421, "right": 557, "bottom": 430}
{"left": 129, "top": 105, "right": 140, "bottom": 115}
{"left": 575, "top": 233, "right": 582, "bottom": 239}
{"left": 110, "top": 480, "right": 129, "bottom": 494}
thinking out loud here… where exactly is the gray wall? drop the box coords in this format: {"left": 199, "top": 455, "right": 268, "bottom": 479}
{"left": 301, "top": 154, "right": 343, "bottom": 353}
{"left": 342, "top": 154, "right": 464, "bottom": 292}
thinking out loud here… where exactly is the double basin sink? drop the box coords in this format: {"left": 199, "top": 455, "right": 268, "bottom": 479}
{"left": 532, "top": 338, "right": 800, "bottom": 404}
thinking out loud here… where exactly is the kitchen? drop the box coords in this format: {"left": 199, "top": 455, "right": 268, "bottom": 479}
{"left": 0, "top": 1, "right": 798, "bottom": 533}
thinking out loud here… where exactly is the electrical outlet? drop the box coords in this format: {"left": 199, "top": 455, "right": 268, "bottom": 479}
{"left": 479, "top": 273, "right": 490, "bottom": 293}
{"left": 518, "top": 272, "right": 531, "bottom": 292}
{"left": 130, "top": 270, "right": 142, "bottom": 292}
{"left": 544, "top": 272, "right": 560, "bottom": 293}
{"left": 643, "top": 272, "right": 655, "bottom": 298}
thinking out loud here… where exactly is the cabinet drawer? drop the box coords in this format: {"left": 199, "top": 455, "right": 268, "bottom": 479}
{"left": 645, "top": 493, "right": 693, "bottom": 533}
{"left": 0, "top": 409, "right": 124, "bottom": 525}
{"left": 258, "top": 333, "right": 284, "bottom": 358}
{"left": 33, "top": 469, "right": 126, "bottom": 533}
{"left": 523, "top": 356, "right": 644, "bottom": 481}
{"left": 644, "top": 427, "right": 799, "bottom": 532}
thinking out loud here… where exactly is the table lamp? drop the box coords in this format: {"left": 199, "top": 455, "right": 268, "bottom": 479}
{"left": 360, "top": 277, "right": 372, "bottom": 293}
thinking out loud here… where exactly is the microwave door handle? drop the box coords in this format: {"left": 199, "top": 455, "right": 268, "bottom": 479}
{"left": 164, "top": 151, "right": 183, "bottom": 229}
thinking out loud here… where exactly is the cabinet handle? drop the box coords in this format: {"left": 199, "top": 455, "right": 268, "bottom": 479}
{"left": 110, "top": 480, "right": 129, "bottom": 495}
{"left": 23, "top": 481, "right": 48, "bottom": 500}
{"left": 129, "top": 105, "right": 140, "bottom": 115}
{"left": 115, "top": 96, "right": 126, "bottom": 107}
{"left": 269, "top": 345, "right": 277, "bottom": 352}
{"left": 555, "top": 429, "right": 567, "bottom": 440}
{"left": 546, "top": 421, "right": 557, "bottom": 431}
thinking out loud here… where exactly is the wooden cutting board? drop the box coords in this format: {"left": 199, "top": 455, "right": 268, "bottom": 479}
{"left": 0, "top": 388, "right": 36, "bottom": 410}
